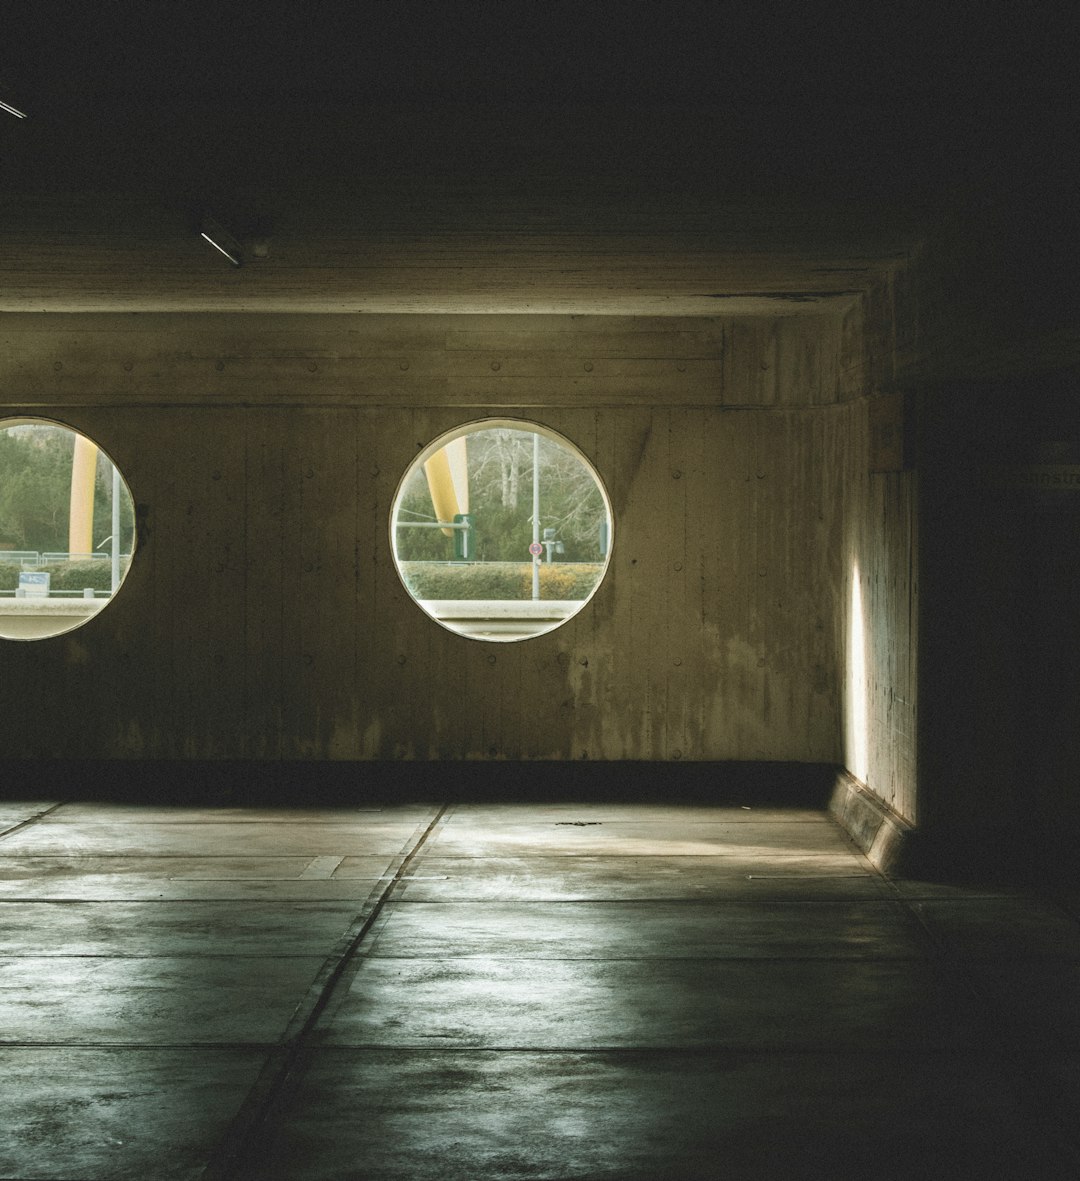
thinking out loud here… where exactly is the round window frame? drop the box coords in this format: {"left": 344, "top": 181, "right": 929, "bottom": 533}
{"left": 389, "top": 417, "right": 614, "bottom": 642}
{"left": 0, "top": 416, "right": 138, "bottom": 642}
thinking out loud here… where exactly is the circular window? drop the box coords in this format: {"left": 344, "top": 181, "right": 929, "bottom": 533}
{"left": 391, "top": 420, "right": 613, "bottom": 641}
{"left": 0, "top": 419, "right": 137, "bottom": 641}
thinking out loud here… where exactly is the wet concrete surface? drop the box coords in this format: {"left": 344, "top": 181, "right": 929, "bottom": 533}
{"left": 0, "top": 819, "right": 427, "bottom": 857}
{"left": 322, "top": 955, "right": 993, "bottom": 1051}
{"left": 243, "top": 1048, "right": 1080, "bottom": 1181}
{"left": 0, "top": 900, "right": 368, "bottom": 956}
{"left": 1, "top": 797, "right": 1078, "bottom": 1178}
{"left": 380, "top": 853, "right": 886, "bottom": 901}
{"left": 362, "top": 899, "right": 927, "bottom": 959}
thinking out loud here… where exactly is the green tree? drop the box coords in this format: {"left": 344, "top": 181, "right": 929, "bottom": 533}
{"left": 0, "top": 427, "right": 72, "bottom": 551}
{"left": 0, "top": 425, "right": 135, "bottom": 557}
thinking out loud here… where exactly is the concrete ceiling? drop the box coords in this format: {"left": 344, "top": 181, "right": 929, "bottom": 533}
{"left": 0, "top": 7, "right": 1071, "bottom": 316}
{"left": 0, "top": 193, "right": 920, "bottom": 317}
{"left": 0, "top": 103, "right": 928, "bottom": 315}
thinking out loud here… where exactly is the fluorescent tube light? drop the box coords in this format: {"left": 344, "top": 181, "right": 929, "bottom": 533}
{"left": 199, "top": 216, "right": 243, "bottom": 267}
{"left": 200, "top": 232, "right": 242, "bottom": 267}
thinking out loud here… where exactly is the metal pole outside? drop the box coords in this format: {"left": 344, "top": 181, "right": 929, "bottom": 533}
{"left": 110, "top": 464, "right": 121, "bottom": 594}
{"left": 531, "top": 432, "right": 540, "bottom": 601}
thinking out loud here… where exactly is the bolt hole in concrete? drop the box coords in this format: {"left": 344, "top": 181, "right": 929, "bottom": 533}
{"left": 390, "top": 419, "right": 613, "bottom": 641}
{"left": 0, "top": 418, "right": 136, "bottom": 640}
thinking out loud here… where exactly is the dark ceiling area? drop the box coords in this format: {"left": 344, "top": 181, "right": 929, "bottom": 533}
{"left": 1, "top": 4, "right": 1077, "bottom": 316}
{"left": 5, "top": 2, "right": 1075, "bottom": 108}
{"left": 4, "top": 3, "right": 1075, "bottom": 191}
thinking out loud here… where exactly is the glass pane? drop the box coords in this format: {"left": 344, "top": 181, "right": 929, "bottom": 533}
{"left": 391, "top": 421, "right": 613, "bottom": 641}
{"left": 0, "top": 419, "right": 137, "bottom": 640}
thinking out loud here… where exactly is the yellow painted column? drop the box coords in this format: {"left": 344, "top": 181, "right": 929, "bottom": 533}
{"left": 423, "top": 436, "right": 469, "bottom": 536}
{"left": 68, "top": 435, "right": 98, "bottom": 556}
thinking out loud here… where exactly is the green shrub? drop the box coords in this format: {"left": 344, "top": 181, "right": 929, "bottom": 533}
{"left": 399, "top": 561, "right": 603, "bottom": 601}
{"left": 49, "top": 560, "right": 129, "bottom": 591}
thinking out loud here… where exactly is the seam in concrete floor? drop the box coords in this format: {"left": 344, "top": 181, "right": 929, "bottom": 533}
{"left": 198, "top": 804, "right": 448, "bottom": 1181}
{"left": 3, "top": 800, "right": 1080, "bottom": 1180}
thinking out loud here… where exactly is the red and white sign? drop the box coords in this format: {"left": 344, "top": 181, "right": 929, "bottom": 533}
{"left": 528, "top": 542, "right": 543, "bottom": 556}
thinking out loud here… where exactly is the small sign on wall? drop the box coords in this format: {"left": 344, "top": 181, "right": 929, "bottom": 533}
{"left": 18, "top": 571, "right": 50, "bottom": 597}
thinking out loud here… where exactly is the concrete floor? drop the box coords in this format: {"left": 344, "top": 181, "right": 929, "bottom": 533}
{"left": 1, "top": 798, "right": 1079, "bottom": 1180}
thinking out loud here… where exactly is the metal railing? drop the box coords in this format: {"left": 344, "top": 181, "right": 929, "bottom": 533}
{"left": 0, "top": 551, "right": 131, "bottom": 568}
{"left": 41, "top": 552, "right": 112, "bottom": 564}
{"left": 2, "top": 588, "right": 109, "bottom": 599}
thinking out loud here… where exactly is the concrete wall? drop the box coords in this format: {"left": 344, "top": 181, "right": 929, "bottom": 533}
{"left": 839, "top": 396, "right": 918, "bottom": 825}
{"left": 816, "top": 277, "right": 921, "bottom": 828}
{"left": 824, "top": 185, "right": 1080, "bottom": 865}
{"left": 1, "top": 312, "right": 864, "bottom": 765}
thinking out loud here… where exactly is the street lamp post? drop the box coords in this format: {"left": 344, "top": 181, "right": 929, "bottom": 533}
{"left": 531, "top": 432, "right": 541, "bottom": 601}
{"left": 110, "top": 464, "right": 121, "bottom": 594}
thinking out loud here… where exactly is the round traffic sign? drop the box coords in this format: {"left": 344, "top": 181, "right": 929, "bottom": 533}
{"left": 529, "top": 542, "right": 543, "bottom": 556}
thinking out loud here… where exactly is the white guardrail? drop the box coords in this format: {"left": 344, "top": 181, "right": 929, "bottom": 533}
{"left": 420, "top": 599, "right": 583, "bottom": 640}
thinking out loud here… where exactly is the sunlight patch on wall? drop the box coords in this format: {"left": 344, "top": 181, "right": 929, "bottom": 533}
{"left": 846, "top": 560, "right": 869, "bottom": 782}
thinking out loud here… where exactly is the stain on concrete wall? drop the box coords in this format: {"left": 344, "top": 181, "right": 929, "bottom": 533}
{"left": 0, "top": 312, "right": 879, "bottom": 766}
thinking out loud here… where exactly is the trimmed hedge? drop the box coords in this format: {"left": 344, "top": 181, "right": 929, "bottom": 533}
{"left": 1, "top": 558, "right": 597, "bottom": 599}
{"left": 399, "top": 561, "right": 602, "bottom": 601}
{"left": 0, "top": 559, "right": 129, "bottom": 593}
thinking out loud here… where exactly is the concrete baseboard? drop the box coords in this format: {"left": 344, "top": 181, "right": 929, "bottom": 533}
{"left": 829, "top": 770, "right": 916, "bottom": 874}
{"left": 0, "top": 759, "right": 838, "bottom": 807}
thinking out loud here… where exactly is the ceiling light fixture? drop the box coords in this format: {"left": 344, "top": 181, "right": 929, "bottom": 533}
{"left": 0, "top": 99, "right": 28, "bottom": 118}
{"left": 199, "top": 215, "right": 243, "bottom": 267}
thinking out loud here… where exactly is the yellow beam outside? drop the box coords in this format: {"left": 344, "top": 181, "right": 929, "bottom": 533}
{"left": 423, "top": 436, "right": 469, "bottom": 536}
{"left": 68, "top": 435, "right": 98, "bottom": 556}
